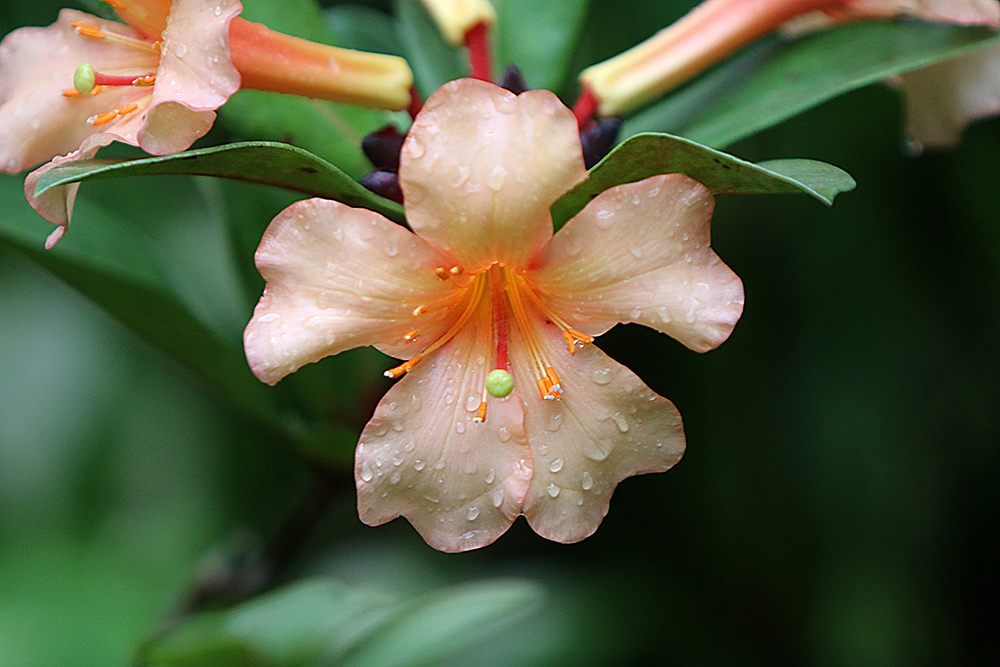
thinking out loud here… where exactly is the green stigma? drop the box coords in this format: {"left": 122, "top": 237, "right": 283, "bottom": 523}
{"left": 74, "top": 63, "right": 96, "bottom": 94}
{"left": 485, "top": 369, "right": 514, "bottom": 398}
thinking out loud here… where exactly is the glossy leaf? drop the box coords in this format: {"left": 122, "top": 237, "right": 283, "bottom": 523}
{"left": 33, "top": 142, "right": 406, "bottom": 225}
{"left": 492, "top": 0, "right": 591, "bottom": 92}
{"left": 550, "top": 133, "right": 855, "bottom": 227}
{"left": 624, "top": 22, "right": 1000, "bottom": 147}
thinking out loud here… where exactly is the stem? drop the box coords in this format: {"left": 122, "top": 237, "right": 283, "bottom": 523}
{"left": 465, "top": 21, "right": 493, "bottom": 82}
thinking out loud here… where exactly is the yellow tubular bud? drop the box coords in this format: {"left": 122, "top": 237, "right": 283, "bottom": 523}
{"left": 419, "top": 0, "right": 498, "bottom": 45}
{"left": 580, "top": 0, "right": 832, "bottom": 116}
{"left": 229, "top": 18, "right": 414, "bottom": 111}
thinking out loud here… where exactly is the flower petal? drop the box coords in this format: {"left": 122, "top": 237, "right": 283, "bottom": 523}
{"left": 23, "top": 141, "right": 110, "bottom": 246}
{"left": 530, "top": 174, "right": 744, "bottom": 353}
{"left": 893, "top": 42, "right": 1000, "bottom": 149}
{"left": 139, "top": 0, "right": 242, "bottom": 155}
{"left": 244, "top": 198, "right": 463, "bottom": 385}
{"left": 356, "top": 294, "right": 533, "bottom": 553}
{"left": 0, "top": 9, "right": 158, "bottom": 172}
{"left": 831, "top": 0, "right": 1000, "bottom": 26}
{"left": 508, "top": 313, "right": 685, "bottom": 544}
{"left": 399, "top": 79, "right": 588, "bottom": 271}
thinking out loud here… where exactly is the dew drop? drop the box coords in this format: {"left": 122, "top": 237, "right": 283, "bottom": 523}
{"left": 629, "top": 306, "right": 642, "bottom": 319}
{"left": 590, "top": 363, "right": 613, "bottom": 385}
{"left": 403, "top": 440, "right": 416, "bottom": 452}
{"left": 487, "top": 164, "right": 507, "bottom": 191}
{"left": 175, "top": 43, "right": 188, "bottom": 57}
{"left": 466, "top": 395, "right": 481, "bottom": 412}
{"left": 455, "top": 421, "right": 466, "bottom": 434}
{"left": 629, "top": 244, "right": 643, "bottom": 258}
{"left": 595, "top": 208, "right": 614, "bottom": 229}
{"left": 581, "top": 471, "right": 594, "bottom": 490}
{"left": 408, "top": 136, "right": 425, "bottom": 158}
{"left": 545, "top": 414, "right": 562, "bottom": 432}
{"left": 611, "top": 412, "right": 629, "bottom": 433}
{"left": 414, "top": 460, "right": 425, "bottom": 471}
{"left": 359, "top": 462, "right": 374, "bottom": 482}
{"left": 576, "top": 497, "right": 584, "bottom": 506}
{"left": 444, "top": 389, "right": 455, "bottom": 405}
{"left": 631, "top": 194, "right": 641, "bottom": 205}
{"left": 467, "top": 506, "right": 480, "bottom": 521}
{"left": 497, "top": 426, "right": 511, "bottom": 442}
{"left": 492, "top": 486, "right": 505, "bottom": 507}
{"left": 546, "top": 483, "right": 561, "bottom": 498}
{"left": 548, "top": 458, "right": 564, "bottom": 473}
{"left": 485, "top": 469, "right": 495, "bottom": 484}
{"left": 389, "top": 470, "right": 401, "bottom": 485}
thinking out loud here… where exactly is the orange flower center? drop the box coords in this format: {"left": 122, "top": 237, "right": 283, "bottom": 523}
{"left": 384, "top": 264, "right": 594, "bottom": 423}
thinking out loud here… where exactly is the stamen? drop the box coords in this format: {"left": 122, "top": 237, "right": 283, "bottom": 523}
{"left": 103, "top": 0, "right": 127, "bottom": 9}
{"left": 384, "top": 355, "right": 422, "bottom": 379}
{"left": 87, "top": 102, "right": 138, "bottom": 126}
{"left": 503, "top": 267, "right": 564, "bottom": 400}
{"left": 435, "top": 267, "right": 449, "bottom": 280}
{"left": 515, "top": 274, "right": 594, "bottom": 355}
{"left": 561, "top": 328, "right": 595, "bottom": 355}
{"left": 384, "top": 274, "right": 487, "bottom": 380}
{"left": 70, "top": 20, "right": 161, "bottom": 55}
{"left": 412, "top": 304, "right": 429, "bottom": 316}
{"left": 403, "top": 329, "right": 420, "bottom": 342}
{"left": 473, "top": 399, "right": 488, "bottom": 423}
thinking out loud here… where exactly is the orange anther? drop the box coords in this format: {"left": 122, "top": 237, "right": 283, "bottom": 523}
{"left": 71, "top": 20, "right": 105, "bottom": 40}
{"left": 536, "top": 377, "right": 549, "bottom": 400}
{"left": 449, "top": 266, "right": 464, "bottom": 276}
{"left": 88, "top": 111, "right": 118, "bottom": 126}
{"left": 562, "top": 328, "right": 594, "bottom": 355}
{"left": 384, "top": 355, "right": 422, "bottom": 379}
{"left": 117, "top": 102, "right": 138, "bottom": 115}
{"left": 435, "top": 267, "right": 449, "bottom": 280}
{"left": 473, "top": 401, "right": 488, "bottom": 423}
{"left": 412, "top": 304, "right": 429, "bottom": 316}
{"left": 133, "top": 75, "right": 156, "bottom": 87}
{"left": 403, "top": 329, "right": 420, "bottom": 342}
{"left": 103, "top": 0, "right": 126, "bottom": 9}
{"left": 62, "top": 88, "right": 81, "bottom": 97}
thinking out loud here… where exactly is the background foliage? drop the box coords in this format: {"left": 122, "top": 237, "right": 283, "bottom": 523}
{"left": 1, "top": 0, "right": 998, "bottom": 665}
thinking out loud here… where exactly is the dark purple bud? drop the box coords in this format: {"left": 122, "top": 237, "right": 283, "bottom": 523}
{"left": 362, "top": 125, "right": 405, "bottom": 172}
{"left": 360, "top": 170, "right": 404, "bottom": 204}
{"left": 499, "top": 64, "right": 529, "bottom": 95}
{"left": 580, "top": 116, "right": 623, "bottom": 169}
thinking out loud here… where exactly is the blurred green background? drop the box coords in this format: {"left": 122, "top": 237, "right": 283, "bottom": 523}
{"left": 1, "top": 0, "right": 998, "bottom": 665}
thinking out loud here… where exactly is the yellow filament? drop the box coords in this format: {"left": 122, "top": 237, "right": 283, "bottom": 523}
{"left": 383, "top": 273, "right": 487, "bottom": 379}
{"left": 503, "top": 268, "right": 563, "bottom": 400}
{"left": 513, "top": 273, "right": 594, "bottom": 355}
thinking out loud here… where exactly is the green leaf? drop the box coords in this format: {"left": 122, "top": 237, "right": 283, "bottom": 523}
{"left": 0, "top": 174, "right": 281, "bottom": 429}
{"left": 395, "top": 0, "right": 467, "bottom": 97}
{"left": 492, "top": 0, "right": 591, "bottom": 92}
{"left": 33, "top": 142, "right": 406, "bottom": 225}
{"left": 143, "top": 579, "right": 543, "bottom": 667}
{"left": 325, "top": 5, "right": 405, "bottom": 57}
{"left": 624, "top": 22, "right": 1000, "bottom": 147}
{"left": 550, "top": 133, "right": 855, "bottom": 226}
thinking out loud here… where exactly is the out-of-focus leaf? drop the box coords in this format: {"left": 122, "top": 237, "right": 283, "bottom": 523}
{"left": 492, "top": 0, "right": 591, "bottom": 92}
{"left": 624, "top": 22, "right": 1000, "bottom": 147}
{"left": 338, "top": 580, "right": 543, "bottom": 667}
{"left": 0, "top": 174, "right": 281, "bottom": 429}
{"left": 143, "top": 579, "right": 542, "bottom": 667}
{"left": 395, "top": 0, "right": 466, "bottom": 97}
{"left": 33, "top": 142, "right": 406, "bottom": 225}
{"left": 325, "top": 5, "right": 405, "bottom": 57}
{"left": 550, "top": 133, "right": 855, "bottom": 226}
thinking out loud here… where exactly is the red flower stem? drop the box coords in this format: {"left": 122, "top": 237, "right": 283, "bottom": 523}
{"left": 572, "top": 85, "right": 600, "bottom": 130}
{"left": 465, "top": 21, "right": 493, "bottom": 82}
{"left": 93, "top": 72, "right": 150, "bottom": 86}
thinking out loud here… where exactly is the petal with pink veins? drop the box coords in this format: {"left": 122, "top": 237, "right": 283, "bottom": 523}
{"left": 530, "top": 174, "right": 744, "bottom": 353}
{"left": 508, "top": 314, "right": 685, "bottom": 544}
{"left": 357, "top": 295, "right": 533, "bottom": 553}
{"left": 400, "top": 78, "right": 588, "bottom": 271}
{"left": 244, "top": 199, "right": 463, "bottom": 385}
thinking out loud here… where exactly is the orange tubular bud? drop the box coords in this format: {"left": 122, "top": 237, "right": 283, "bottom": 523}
{"left": 419, "top": 0, "right": 497, "bottom": 46}
{"left": 580, "top": 0, "right": 836, "bottom": 116}
{"left": 229, "top": 18, "right": 414, "bottom": 111}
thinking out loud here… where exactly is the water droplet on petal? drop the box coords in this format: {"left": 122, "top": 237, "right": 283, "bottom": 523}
{"left": 359, "top": 462, "right": 374, "bottom": 482}
{"left": 497, "top": 426, "right": 511, "bottom": 442}
{"left": 611, "top": 412, "right": 629, "bottom": 433}
{"left": 466, "top": 395, "right": 481, "bottom": 412}
{"left": 546, "top": 483, "right": 560, "bottom": 498}
{"left": 467, "top": 506, "right": 480, "bottom": 521}
{"left": 485, "top": 469, "right": 495, "bottom": 484}
{"left": 455, "top": 420, "right": 466, "bottom": 434}
{"left": 548, "top": 458, "right": 564, "bottom": 473}
{"left": 487, "top": 164, "right": 507, "bottom": 191}
{"left": 414, "top": 460, "right": 425, "bottom": 471}
{"left": 492, "top": 487, "right": 505, "bottom": 507}
{"left": 581, "top": 471, "right": 594, "bottom": 490}
{"left": 590, "top": 362, "right": 613, "bottom": 385}
{"left": 408, "top": 136, "right": 425, "bottom": 158}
